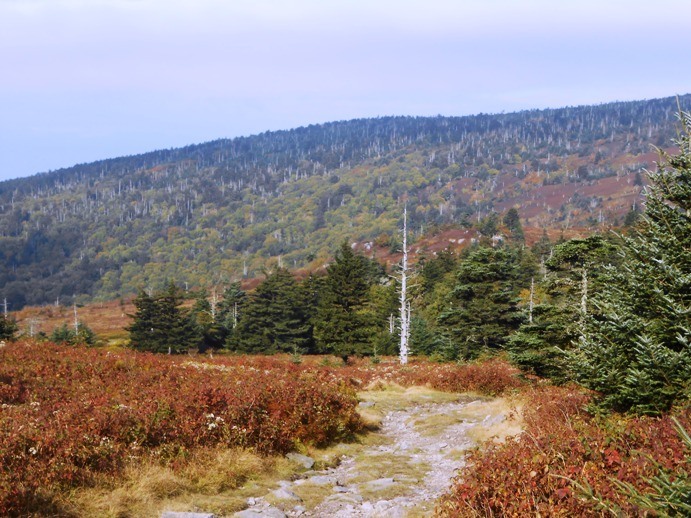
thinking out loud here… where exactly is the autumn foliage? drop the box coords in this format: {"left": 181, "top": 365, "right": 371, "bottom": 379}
{"left": 0, "top": 342, "right": 363, "bottom": 515}
{"left": 0, "top": 342, "right": 523, "bottom": 515}
{"left": 437, "top": 385, "right": 691, "bottom": 516}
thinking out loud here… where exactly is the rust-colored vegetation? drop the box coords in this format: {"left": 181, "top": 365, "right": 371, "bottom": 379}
{"left": 437, "top": 385, "right": 691, "bottom": 516}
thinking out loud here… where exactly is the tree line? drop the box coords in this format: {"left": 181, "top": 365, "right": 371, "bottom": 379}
{"left": 126, "top": 109, "right": 691, "bottom": 415}
{"left": 1, "top": 95, "right": 686, "bottom": 311}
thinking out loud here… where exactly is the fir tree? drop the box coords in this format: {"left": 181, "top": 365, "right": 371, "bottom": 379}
{"left": 127, "top": 283, "right": 197, "bottom": 353}
{"left": 189, "top": 291, "right": 225, "bottom": 352}
{"left": 438, "top": 245, "right": 524, "bottom": 359}
{"left": 49, "top": 321, "right": 96, "bottom": 346}
{"left": 503, "top": 207, "right": 525, "bottom": 243}
{"left": 571, "top": 110, "right": 691, "bottom": 413}
{"left": 218, "top": 282, "right": 246, "bottom": 348}
{"left": 0, "top": 316, "right": 19, "bottom": 341}
{"left": 127, "top": 290, "right": 157, "bottom": 351}
{"left": 313, "top": 241, "right": 377, "bottom": 361}
{"left": 234, "top": 269, "right": 312, "bottom": 354}
{"left": 508, "top": 236, "right": 619, "bottom": 380}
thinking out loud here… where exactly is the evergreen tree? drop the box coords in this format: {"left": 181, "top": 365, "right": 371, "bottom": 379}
{"left": 0, "top": 316, "right": 19, "bottom": 341}
{"left": 419, "top": 248, "right": 458, "bottom": 293}
{"left": 367, "top": 281, "right": 400, "bottom": 357}
{"left": 438, "top": 245, "right": 524, "bottom": 359}
{"left": 49, "top": 321, "right": 96, "bottom": 346}
{"left": 531, "top": 228, "right": 552, "bottom": 262}
{"left": 507, "top": 235, "right": 618, "bottom": 380}
{"left": 127, "top": 290, "right": 157, "bottom": 351}
{"left": 571, "top": 110, "right": 691, "bottom": 413}
{"left": 218, "top": 282, "right": 246, "bottom": 348}
{"left": 313, "top": 241, "right": 377, "bottom": 361}
{"left": 503, "top": 207, "right": 525, "bottom": 243}
{"left": 127, "top": 283, "right": 197, "bottom": 353}
{"left": 189, "top": 291, "right": 224, "bottom": 352}
{"left": 234, "top": 269, "right": 312, "bottom": 354}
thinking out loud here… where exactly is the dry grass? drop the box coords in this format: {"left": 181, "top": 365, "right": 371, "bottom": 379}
{"left": 67, "top": 448, "right": 298, "bottom": 517}
{"left": 458, "top": 397, "right": 523, "bottom": 443}
{"left": 50, "top": 385, "right": 522, "bottom": 517}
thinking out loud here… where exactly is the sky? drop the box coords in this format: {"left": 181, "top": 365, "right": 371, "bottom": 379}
{"left": 1, "top": 0, "right": 690, "bottom": 182}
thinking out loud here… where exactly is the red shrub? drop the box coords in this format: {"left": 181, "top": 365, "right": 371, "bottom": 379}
{"left": 0, "top": 342, "right": 363, "bottom": 515}
{"left": 436, "top": 385, "right": 691, "bottom": 516}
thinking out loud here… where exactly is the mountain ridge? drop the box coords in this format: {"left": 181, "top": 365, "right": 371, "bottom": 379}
{"left": 1, "top": 94, "right": 689, "bottom": 309}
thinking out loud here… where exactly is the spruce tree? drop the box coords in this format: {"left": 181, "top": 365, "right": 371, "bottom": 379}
{"left": 503, "top": 207, "right": 525, "bottom": 243}
{"left": 234, "top": 269, "right": 312, "bottom": 354}
{"left": 438, "top": 245, "right": 524, "bottom": 359}
{"left": 127, "top": 283, "right": 197, "bottom": 353}
{"left": 218, "top": 282, "right": 246, "bottom": 348}
{"left": 571, "top": 110, "right": 691, "bottom": 413}
{"left": 127, "top": 290, "right": 157, "bottom": 351}
{"left": 0, "top": 316, "right": 19, "bottom": 341}
{"left": 313, "top": 241, "right": 377, "bottom": 361}
{"left": 189, "top": 292, "right": 225, "bottom": 352}
{"left": 507, "top": 235, "right": 619, "bottom": 380}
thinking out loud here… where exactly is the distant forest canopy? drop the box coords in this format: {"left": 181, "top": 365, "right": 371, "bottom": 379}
{"left": 0, "top": 94, "right": 688, "bottom": 310}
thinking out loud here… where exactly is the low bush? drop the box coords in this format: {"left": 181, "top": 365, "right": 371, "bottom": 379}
{"left": 436, "top": 385, "right": 691, "bottom": 516}
{"left": 0, "top": 342, "right": 362, "bottom": 515}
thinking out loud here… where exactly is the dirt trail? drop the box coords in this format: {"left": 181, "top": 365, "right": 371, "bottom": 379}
{"left": 234, "top": 387, "right": 520, "bottom": 517}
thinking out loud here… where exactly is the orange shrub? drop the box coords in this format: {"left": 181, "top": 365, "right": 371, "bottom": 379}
{"left": 437, "top": 385, "right": 691, "bottom": 516}
{"left": 0, "top": 342, "right": 362, "bottom": 515}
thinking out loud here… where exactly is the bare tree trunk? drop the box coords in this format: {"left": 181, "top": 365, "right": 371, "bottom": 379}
{"left": 399, "top": 206, "right": 409, "bottom": 365}
{"left": 581, "top": 268, "right": 588, "bottom": 316}
{"left": 73, "top": 303, "right": 79, "bottom": 333}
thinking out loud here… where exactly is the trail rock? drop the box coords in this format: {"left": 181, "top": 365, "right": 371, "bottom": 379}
{"left": 286, "top": 453, "right": 315, "bottom": 469}
{"left": 234, "top": 507, "right": 286, "bottom": 518}
{"left": 161, "top": 513, "right": 216, "bottom": 518}
{"left": 365, "top": 477, "right": 396, "bottom": 492}
{"left": 272, "top": 487, "right": 302, "bottom": 501}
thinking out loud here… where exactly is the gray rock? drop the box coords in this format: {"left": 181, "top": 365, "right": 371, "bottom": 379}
{"left": 306, "top": 475, "right": 336, "bottom": 485}
{"left": 325, "top": 492, "right": 364, "bottom": 504}
{"left": 358, "top": 401, "right": 375, "bottom": 408}
{"left": 365, "top": 477, "right": 397, "bottom": 491}
{"left": 161, "top": 513, "right": 216, "bottom": 518}
{"left": 286, "top": 452, "right": 315, "bottom": 469}
{"left": 234, "top": 508, "right": 286, "bottom": 518}
{"left": 374, "top": 502, "right": 407, "bottom": 517}
{"left": 272, "top": 487, "right": 302, "bottom": 501}
{"left": 332, "top": 485, "right": 353, "bottom": 493}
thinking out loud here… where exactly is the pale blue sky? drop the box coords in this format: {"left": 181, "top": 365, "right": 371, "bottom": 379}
{"left": 1, "top": 0, "right": 690, "bottom": 181}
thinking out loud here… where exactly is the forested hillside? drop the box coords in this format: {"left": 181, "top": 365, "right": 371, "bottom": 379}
{"left": 0, "top": 94, "right": 688, "bottom": 309}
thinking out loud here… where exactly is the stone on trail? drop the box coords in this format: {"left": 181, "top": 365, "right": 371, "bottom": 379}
{"left": 234, "top": 507, "right": 286, "bottom": 518}
{"left": 271, "top": 486, "right": 302, "bottom": 501}
{"left": 304, "top": 474, "right": 336, "bottom": 485}
{"left": 286, "top": 452, "right": 315, "bottom": 469}
{"left": 161, "top": 513, "right": 216, "bottom": 518}
{"left": 365, "top": 477, "right": 397, "bottom": 492}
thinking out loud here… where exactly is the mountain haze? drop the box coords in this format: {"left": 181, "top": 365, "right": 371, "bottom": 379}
{"left": 0, "top": 94, "right": 688, "bottom": 310}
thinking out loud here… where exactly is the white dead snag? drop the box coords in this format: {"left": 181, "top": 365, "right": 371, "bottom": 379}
{"left": 529, "top": 277, "right": 535, "bottom": 324}
{"left": 399, "top": 206, "right": 410, "bottom": 365}
{"left": 73, "top": 302, "right": 79, "bottom": 333}
{"left": 210, "top": 288, "right": 218, "bottom": 322}
{"left": 581, "top": 267, "right": 588, "bottom": 316}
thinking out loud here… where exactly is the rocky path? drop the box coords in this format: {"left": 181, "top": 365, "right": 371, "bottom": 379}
{"left": 232, "top": 388, "right": 519, "bottom": 518}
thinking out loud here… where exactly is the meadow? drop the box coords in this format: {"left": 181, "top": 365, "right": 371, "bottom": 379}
{"left": 0, "top": 341, "right": 520, "bottom": 516}
{"left": 3, "top": 340, "right": 689, "bottom": 516}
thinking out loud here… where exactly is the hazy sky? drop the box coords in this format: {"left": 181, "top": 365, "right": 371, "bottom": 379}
{"left": 1, "top": 0, "right": 690, "bottom": 181}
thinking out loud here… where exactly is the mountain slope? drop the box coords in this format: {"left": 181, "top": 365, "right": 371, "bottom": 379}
{"left": 0, "top": 94, "right": 688, "bottom": 309}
